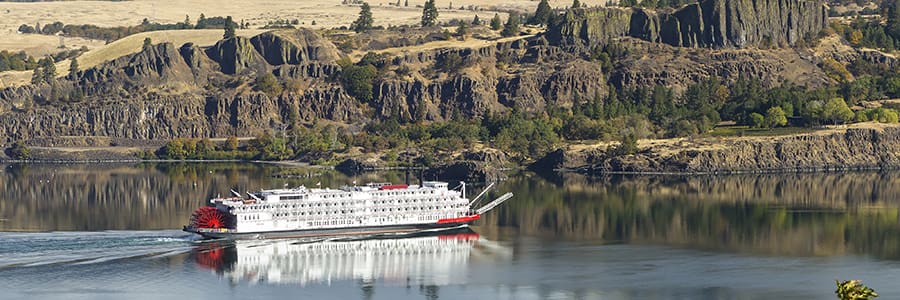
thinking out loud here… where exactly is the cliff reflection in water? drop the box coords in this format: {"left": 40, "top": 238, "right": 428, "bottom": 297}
{"left": 192, "top": 230, "right": 509, "bottom": 287}
{"left": 479, "top": 172, "right": 900, "bottom": 259}
{"left": 3, "top": 163, "right": 900, "bottom": 260}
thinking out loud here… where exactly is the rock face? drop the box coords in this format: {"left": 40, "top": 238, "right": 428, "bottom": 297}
{"left": 0, "top": 19, "right": 834, "bottom": 149}
{"left": 554, "top": 125, "right": 900, "bottom": 174}
{"left": 547, "top": 0, "right": 827, "bottom": 49}
{"left": 205, "top": 36, "right": 266, "bottom": 74}
{"left": 250, "top": 29, "right": 341, "bottom": 65}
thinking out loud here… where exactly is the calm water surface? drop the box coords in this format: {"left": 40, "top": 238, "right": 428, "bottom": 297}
{"left": 1, "top": 163, "right": 900, "bottom": 299}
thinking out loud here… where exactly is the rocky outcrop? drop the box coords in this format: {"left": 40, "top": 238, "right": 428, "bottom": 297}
{"left": 250, "top": 29, "right": 341, "bottom": 65}
{"left": 551, "top": 125, "right": 900, "bottom": 174}
{"left": 548, "top": 0, "right": 827, "bottom": 49}
{"left": 335, "top": 158, "right": 378, "bottom": 175}
{"left": 424, "top": 149, "right": 510, "bottom": 182}
{"left": 206, "top": 37, "right": 266, "bottom": 74}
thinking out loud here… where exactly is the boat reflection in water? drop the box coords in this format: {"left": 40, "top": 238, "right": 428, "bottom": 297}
{"left": 192, "top": 228, "right": 508, "bottom": 287}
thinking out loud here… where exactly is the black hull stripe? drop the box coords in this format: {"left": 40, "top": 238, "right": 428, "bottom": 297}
{"left": 184, "top": 222, "right": 472, "bottom": 240}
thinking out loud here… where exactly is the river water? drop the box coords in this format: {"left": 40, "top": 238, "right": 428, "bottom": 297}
{"left": 1, "top": 163, "right": 899, "bottom": 299}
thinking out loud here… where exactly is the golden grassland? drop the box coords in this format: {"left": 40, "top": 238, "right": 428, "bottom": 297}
{"left": 0, "top": 0, "right": 603, "bottom": 56}
{"left": 0, "top": 0, "right": 607, "bottom": 87}
{"left": 0, "top": 29, "right": 266, "bottom": 87}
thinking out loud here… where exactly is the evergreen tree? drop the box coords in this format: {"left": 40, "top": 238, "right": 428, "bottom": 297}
{"left": 40, "top": 57, "right": 56, "bottom": 82}
{"left": 886, "top": 0, "right": 900, "bottom": 42}
{"left": 142, "top": 37, "right": 152, "bottom": 50}
{"left": 472, "top": 15, "right": 481, "bottom": 25}
{"left": 421, "top": 0, "right": 439, "bottom": 27}
{"left": 183, "top": 15, "right": 191, "bottom": 29}
{"left": 68, "top": 57, "right": 78, "bottom": 79}
{"left": 223, "top": 16, "right": 236, "bottom": 39}
{"left": 572, "top": 0, "right": 581, "bottom": 8}
{"left": 490, "top": 13, "right": 502, "bottom": 30}
{"left": 31, "top": 67, "right": 43, "bottom": 85}
{"left": 529, "top": 0, "right": 553, "bottom": 25}
{"left": 501, "top": 13, "right": 521, "bottom": 37}
{"left": 350, "top": 2, "right": 374, "bottom": 33}
{"left": 405, "top": 0, "right": 408, "bottom": 6}
{"left": 456, "top": 22, "right": 467, "bottom": 38}
{"left": 197, "top": 13, "right": 206, "bottom": 29}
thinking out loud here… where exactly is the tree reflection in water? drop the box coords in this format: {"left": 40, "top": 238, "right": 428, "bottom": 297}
{"left": 3, "top": 163, "right": 899, "bottom": 260}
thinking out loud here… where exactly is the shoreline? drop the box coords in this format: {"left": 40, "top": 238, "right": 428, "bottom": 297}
{"left": 6, "top": 123, "right": 900, "bottom": 177}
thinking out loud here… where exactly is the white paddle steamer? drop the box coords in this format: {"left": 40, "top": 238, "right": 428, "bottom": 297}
{"left": 183, "top": 181, "right": 512, "bottom": 239}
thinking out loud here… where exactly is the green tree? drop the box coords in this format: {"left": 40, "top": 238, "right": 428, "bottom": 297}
{"left": 142, "top": 37, "right": 152, "bottom": 50}
{"left": 223, "top": 16, "right": 236, "bottom": 39}
{"left": 421, "top": 0, "right": 439, "bottom": 27}
{"left": 501, "top": 13, "right": 521, "bottom": 37}
{"left": 472, "top": 15, "right": 481, "bottom": 25}
{"left": 608, "top": 133, "right": 638, "bottom": 156}
{"left": 749, "top": 112, "right": 765, "bottom": 128}
{"left": 338, "top": 59, "right": 378, "bottom": 102}
{"left": 31, "top": 67, "right": 43, "bottom": 85}
{"left": 224, "top": 136, "right": 239, "bottom": 151}
{"left": 490, "top": 13, "right": 502, "bottom": 30}
{"left": 351, "top": 2, "right": 374, "bottom": 33}
{"left": 165, "top": 138, "right": 187, "bottom": 159}
{"left": 68, "top": 57, "right": 78, "bottom": 79}
{"left": 183, "top": 15, "right": 192, "bottom": 29}
{"left": 572, "top": 0, "right": 581, "bottom": 8}
{"left": 455, "top": 22, "right": 467, "bottom": 38}
{"left": 40, "top": 57, "right": 56, "bottom": 82}
{"left": 821, "top": 97, "right": 854, "bottom": 124}
{"left": 835, "top": 280, "right": 878, "bottom": 300}
{"left": 197, "top": 13, "right": 206, "bottom": 29}
{"left": 764, "top": 106, "right": 787, "bottom": 128}
{"left": 528, "top": 0, "right": 553, "bottom": 25}
{"left": 849, "top": 29, "right": 863, "bottom": 45}
{"left": 254, "top": 73, "right": 283, "bottom": 96}
{"left": 8, "top": 141, "right": 30, "bottom": 160}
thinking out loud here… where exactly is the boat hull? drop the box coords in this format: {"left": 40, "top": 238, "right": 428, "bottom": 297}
{"left": 183, "top": 221, "right": 475, "bottom": 240}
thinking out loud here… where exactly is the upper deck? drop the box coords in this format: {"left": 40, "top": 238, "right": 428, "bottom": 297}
{"left": 212, "top": 181, "right": 459, "bottom": 207}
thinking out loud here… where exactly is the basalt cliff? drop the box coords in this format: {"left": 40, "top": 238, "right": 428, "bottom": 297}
{"left": 1, "top": 0, "right": 890, "bottom": 171}
{"left": 547, "top": 0, "right": 827, "bottom": 49}
{"left": 534, "top": 124, "right": 900, "bottom": 174}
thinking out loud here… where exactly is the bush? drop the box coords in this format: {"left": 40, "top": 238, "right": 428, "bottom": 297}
{"left": 7, "top": 141, "right": 30, "bottom": 160}
{"left": 254, "top": 73, "right": 283, "bottom": 96}
{"left": 338, "top": 59, "right": 378, "bottom": 102}
{"left": 607, "top": 133, "right": 638, "bottom": 157}
{"left": 835, "top": 280, "right": 878, "bottom": 300}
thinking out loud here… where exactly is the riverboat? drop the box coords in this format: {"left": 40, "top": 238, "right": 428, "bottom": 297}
{"left": 183, "top": 181, "right": 512, "bottom": 239}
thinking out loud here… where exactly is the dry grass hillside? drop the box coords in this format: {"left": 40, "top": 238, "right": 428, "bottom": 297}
{"left": 0, "top": 0, "right": 605, "bottom": 56}
{"left": 0, "top": 29, "right": 265, "bottom": 88}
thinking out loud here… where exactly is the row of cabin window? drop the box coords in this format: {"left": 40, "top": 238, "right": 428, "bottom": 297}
{"left": 263, "top": 205, "right": 463, "bottom": 218}
{"left": 378, "top": 190, "right": 437, "bottom": 197}
{"left": 238, "top": 198, "right": 459, "bottom": 212}
{"left": 319, "top": 193, "right": 351, "bottom": 199}
{"left": 373, "top": 198, "right": 455, "bottom": 205}
{"left": 308, "top": 219, "right": 354, "bottom": 227}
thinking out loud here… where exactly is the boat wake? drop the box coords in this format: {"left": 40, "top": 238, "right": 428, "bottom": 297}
{"left": 0, "top": 230, "right": 195, "bottom": 269}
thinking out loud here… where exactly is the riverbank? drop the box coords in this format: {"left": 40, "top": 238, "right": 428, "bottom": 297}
{"left": 8, "top": 123, "right": 900, "bottom": 177}
{"left": 536, "top": 122, "right": 900, "bottom": 174}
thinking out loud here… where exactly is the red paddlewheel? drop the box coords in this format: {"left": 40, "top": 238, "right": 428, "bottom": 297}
{"left": 190, "top": 206, "right": 234, "bottom": 229}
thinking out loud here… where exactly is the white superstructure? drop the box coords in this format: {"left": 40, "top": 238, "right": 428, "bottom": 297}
{"left": 185, "top": 181, "right": 511, "bottom": 239}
